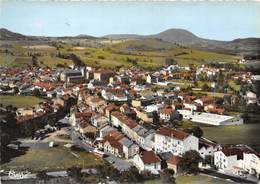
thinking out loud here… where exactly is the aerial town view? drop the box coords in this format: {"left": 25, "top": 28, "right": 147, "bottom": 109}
{"left": 0, "top": 1, "right": 260, "bottom": 184}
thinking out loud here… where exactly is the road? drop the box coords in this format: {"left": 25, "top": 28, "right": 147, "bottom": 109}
{"left": 63, "top": 117, "right": 132, "bottom": 171}
{"left": 200, "top": 169, "right": 257, "bottom": 184}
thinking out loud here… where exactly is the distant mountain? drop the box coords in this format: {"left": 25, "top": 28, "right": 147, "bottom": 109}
{"left": 0, "top": 28, "right": 29, "bottom": 40}
{"left": 0, "top": 28, "right": 97, "bottom": 41}
{"left": 1, "top": 28, "right": 259, "bottom": 55}
{"left": 104, "top": 34, "right": 144, "bottom": 40}
{"left": 104, "top": 28, "right": 260, "bottom": 55}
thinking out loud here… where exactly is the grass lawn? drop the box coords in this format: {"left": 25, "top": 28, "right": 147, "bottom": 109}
{"left": 1, "top": 146, "right": 105, "bottom": 172}
{"left": 0, "top": 95, "right": 44, "bottom": 108}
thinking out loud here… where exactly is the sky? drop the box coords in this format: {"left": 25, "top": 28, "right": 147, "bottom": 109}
{"left": 1, "top": 1, "right": 260, "bottom": 41}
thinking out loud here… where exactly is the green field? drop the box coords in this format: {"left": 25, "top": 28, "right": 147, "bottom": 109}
{"left": 202, "top": 124, "right": 260, "bottom": 152}
{"left": 1, "top": 145, "right": 105, "bottom": 172}
{"left": 0, "top": 40, "right": 240, "bottom": 69}
{"left": 0, "top": 95, "right": 44, "bottom": 108}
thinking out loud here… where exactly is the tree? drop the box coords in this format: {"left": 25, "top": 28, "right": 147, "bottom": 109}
{"left": 186, "top": 126, "right": 203, "bottom": 138}
{"left": 161, "top": 168, "right": 176, "bottom": 183}
{"left": 96, "top": 164, "right": 119, "bottom": 180}
{"left": 32, "top": 55, "right": 38, "bottom": 67}
{"left": 152, "top": 111, "right": 160, "bottom": 127}
{"left": 179, "top": 150, "right": 202, "bottom": 174}
{"left": 202, "top": 83, "right": 210, "bottom": 91}
{"left": 120, "top": 166, "right": 142, "bottom": 182}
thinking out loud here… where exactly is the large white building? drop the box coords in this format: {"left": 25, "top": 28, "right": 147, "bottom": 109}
{"left": 242, "top": 152, "right": 260, "bottom": 178}
{"left": 178, "top": 109, "right": 243, "bottom": 126}
{"left": 214, "top": 148, "right": 243, "bottom": 172}
{"left": 154, "top": 127, "right": 199, "bottom": 156}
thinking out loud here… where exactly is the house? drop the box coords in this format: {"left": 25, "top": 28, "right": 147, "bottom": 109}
{"left": 78, "top": 121, "right": 98, "bottom": 139}
{"left": 60, "top": 69, "right": 83, "bottom": 82}
{"left": 159, "top": 106, "right": 175, "bottom": 121}
{"left": 99, "top": 131, "right": 124, "bottom": 157}
{"left": 101, "top": 88, "right": 128, "bottom": 102}
{"left": 214, "top": 148, "right": 243, "bottom": 172}
{"left": 132, "top": 151, "right": 161, "bottom": 174}
{"left": 91, "top": 114, "right": 109, "bottom": 129}
{"left": 195, "top": 96, "right": 215, "bottom": 106}
{"left": 204, "top": 104, "right": 225, "bottom": 115}
{"left": 119, "top": 137, "right": 139, "bottom": 159}
{"left": 94, "top": 70, "right": 114, "bottom": 83}
{"left": 133, "top": 107, "right": 153, "bottom": 123}
{"left": 245, "top": 91, "right": 257, "bottom": 104}
{"left": 85, "top": 96, "right": 106, "bottom": 112}
{"left": 146, "top": 74, "right": 162, "bottom": 84}
{"left": 242, "top": 152, "right": 260, "bottom": 178}
{"left": 105, "top": 103, "right": 119, "bottom": 120}
{"left": 199, "top": 138, "right": 220, "bottom": 159}
{"left": 70, "top": 112, "right": 93, "bottom": 127}
{"left": 154, "top": 127, "right": 199, "bottom": 156}
{"left": 99, "top": 125, "right": 117, "bottom": 138}
{"left": 166, "top": 155, "right": 182, "bottom": 174}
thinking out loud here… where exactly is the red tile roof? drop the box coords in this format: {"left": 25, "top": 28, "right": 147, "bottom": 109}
{"left": 140, "top": 151, "right": 161, "bottom": 164}
{"left": 156, "top": 127, "right": 190, "bottom": 140}
{"left": 167, "top": 155, "right": 181, "bottom": 166}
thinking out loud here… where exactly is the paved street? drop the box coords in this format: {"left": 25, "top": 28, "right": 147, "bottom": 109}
{"left": 63, "top": 117, "right": 132, "bottom": 171}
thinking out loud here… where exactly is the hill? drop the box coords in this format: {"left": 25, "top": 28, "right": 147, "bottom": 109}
{"left": 104, "top": 28, "right": 260, "bottom": 55}
{"left": 1, "top": 27, "right": 259, "bottom": 56}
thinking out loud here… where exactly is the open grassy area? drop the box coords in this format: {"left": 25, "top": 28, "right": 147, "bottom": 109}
{"left": 1, "top": 145, "right": 105, "bottom": 172}
{"left": 201, "top": 124, "right": 260, "bottom": 152}
{"left": 0, "top": 95, "right": 44, "bottom": 108}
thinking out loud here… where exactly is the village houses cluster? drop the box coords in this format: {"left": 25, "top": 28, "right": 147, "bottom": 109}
{"left": 0, "top": 63, "right": 259, "bottom": 179}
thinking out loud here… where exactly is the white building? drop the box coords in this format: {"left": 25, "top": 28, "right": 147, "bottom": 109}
{"left": 199, "top": 138, "right": 220, "bottom": 159}
{"left": 119, "top": 137, "right": 139, "bottom": 159}
{"left": 214, "top": 148, "right": 242, "bottom": 172}
{"left": 178, "top": 110, "right": 243, "bottom": 126}
{"left": 242, "top": 152, "right": 260, "bottom": 178}
{"left": 154, "top": 127, "right": 199, "bottom": 156}
{"left": 132, "top": 151, "right": 161, "bottom": 174}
